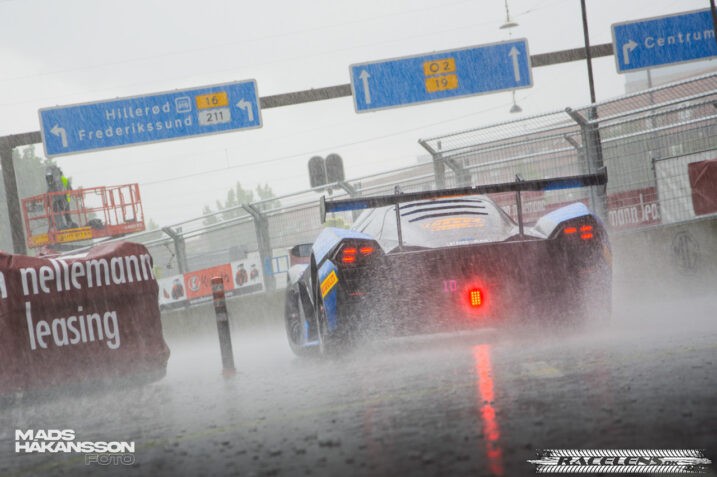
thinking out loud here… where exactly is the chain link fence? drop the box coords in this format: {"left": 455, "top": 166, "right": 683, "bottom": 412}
{"left": 420, "top": 72, "right": 717, "bottom": 229}
{"left": 104, "top": 72, "right": 717, "bottom": 290}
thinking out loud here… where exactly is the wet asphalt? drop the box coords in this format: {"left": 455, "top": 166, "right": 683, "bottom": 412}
{"left": 1, "top": 292, "right": 715, "bottom": 477}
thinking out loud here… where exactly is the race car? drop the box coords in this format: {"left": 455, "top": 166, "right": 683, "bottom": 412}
{"left": 284, "top": 168, "right": 611, "bottom": 356}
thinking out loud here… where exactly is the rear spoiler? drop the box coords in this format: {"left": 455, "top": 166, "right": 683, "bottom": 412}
{"left": 320, "top": 167, "right": 607, "bottom": 223}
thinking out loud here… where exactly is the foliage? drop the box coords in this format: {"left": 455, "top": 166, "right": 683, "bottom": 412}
{"left": 201, "top": 182, "right": 280, "bottom": 226}
{"left": 324, "top": 216, "right": 349, "bottom": 229}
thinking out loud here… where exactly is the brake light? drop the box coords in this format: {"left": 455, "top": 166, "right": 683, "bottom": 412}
{"left": 565, "top": 224, "right": 595, "bottom": 240}
{"left": 469, "top": 289, "right": 483, "bottom": 307}
{"left": 340, "top": 243, "right": 377, "bottom": 264}
{"left": 342, "top": 248, "right": 357, "bottom": 263}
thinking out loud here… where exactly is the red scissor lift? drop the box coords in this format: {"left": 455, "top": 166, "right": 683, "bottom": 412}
{"left": 22, "top": 184, "right": 146, "bottom": 248}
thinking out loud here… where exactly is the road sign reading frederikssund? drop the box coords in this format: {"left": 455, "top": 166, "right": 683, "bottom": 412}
{"left": 39, "top": 80, "right": 261, "bottom": 157}
{"left": 350, "top": 39, "right": 532, "bottom": 113}
{"left": 612, "top": 9, "right": 717, "bottom": 73}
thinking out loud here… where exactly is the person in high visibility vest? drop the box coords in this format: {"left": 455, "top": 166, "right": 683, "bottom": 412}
{"left": 45, "top": 165, "right": 73, "bottom": 230}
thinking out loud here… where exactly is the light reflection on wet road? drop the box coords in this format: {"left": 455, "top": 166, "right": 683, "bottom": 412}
{"left": 1, "top": 294, "right": 716, "bottom": 477}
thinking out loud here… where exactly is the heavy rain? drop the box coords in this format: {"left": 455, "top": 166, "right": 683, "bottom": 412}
{"left": 1, "top": 1, "right": 716, "bottom": 477}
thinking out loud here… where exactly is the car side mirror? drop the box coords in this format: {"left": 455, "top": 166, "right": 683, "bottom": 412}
{"left": 290, "top": 243, "right": 313, "bottom": 258}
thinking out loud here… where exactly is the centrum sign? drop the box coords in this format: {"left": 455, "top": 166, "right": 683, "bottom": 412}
{"left": 39, "top": 80, "right": 261, "bottom": 157}
{"left": 612, "top": 9, "right": 717, "bottom": 73}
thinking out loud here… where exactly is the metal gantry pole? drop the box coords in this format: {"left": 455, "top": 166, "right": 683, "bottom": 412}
{"left": 711, "top": 0, "right": 717, "bottom": 48}
{"left": 0, "top": 139, "right": 28, "bottom": 254}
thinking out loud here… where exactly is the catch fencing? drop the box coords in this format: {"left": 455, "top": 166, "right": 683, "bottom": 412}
{"left": 108, "top": 72, "right": 717, "bottom": 292}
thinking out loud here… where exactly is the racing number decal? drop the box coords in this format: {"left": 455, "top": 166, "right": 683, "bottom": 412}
{"left": 443, "top": 279, "right": 458, "bottom": 292}
{"left": 320, "top": 270, "right": 338, "bottom": 298}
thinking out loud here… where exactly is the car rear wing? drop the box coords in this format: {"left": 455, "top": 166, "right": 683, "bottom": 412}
{"left": 320, "top": 167, "right": 607, "bottom": 223}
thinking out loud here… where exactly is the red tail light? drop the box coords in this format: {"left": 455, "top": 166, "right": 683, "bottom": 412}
{"left": 342, "top": 248, "right": 357, "bottom": 263}
{"left": 339, "top": 242, "right": 378, "bottom": 265}
{"left": 469, "top": 289, "right": 483, "bottom": 307}
{"left": 564, "top": 223, "right": 596, "bottom": 240}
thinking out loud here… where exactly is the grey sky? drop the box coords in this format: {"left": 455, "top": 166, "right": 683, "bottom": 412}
{"left": 0, "top": 0, "right": 709, "bottom": 225}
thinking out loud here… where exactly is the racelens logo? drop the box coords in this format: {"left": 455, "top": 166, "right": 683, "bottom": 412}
{"left": 528, "top": 449, "right": 711, "bottom": 474}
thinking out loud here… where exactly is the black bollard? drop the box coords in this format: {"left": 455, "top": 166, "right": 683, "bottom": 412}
{"left": 211, "top": 277, "right": 236, "bottom": 376}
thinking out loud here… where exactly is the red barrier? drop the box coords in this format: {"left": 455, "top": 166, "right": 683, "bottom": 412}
{"left": 0, "top": 241, "right": 170, "bottom": 394}
{"left": 688, "top": 159, "right": 717, "bottom": 216}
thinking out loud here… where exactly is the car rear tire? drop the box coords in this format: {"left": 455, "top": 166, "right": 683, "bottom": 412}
{"left": 284, "top": 289, "right": 315, "bottom": 357}
{"left": 314, "top": 293, "right": 355, "bottom": 357}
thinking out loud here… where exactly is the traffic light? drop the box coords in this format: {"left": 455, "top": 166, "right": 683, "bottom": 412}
{"left": 308, "top": 154, "right": 346, "bottom": 188}
{"left": 325, "top": 153, "right": 345, "bottom": 183}
{"left": 308, "top": 156, "right": 327, "bottom": 188}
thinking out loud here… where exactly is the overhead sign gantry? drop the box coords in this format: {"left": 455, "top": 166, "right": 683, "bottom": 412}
{"left": 349, "top": 39, "right": 532, "bottom": 113}
{"left": 39, "top": 80, "right": 262, "bottom": 157}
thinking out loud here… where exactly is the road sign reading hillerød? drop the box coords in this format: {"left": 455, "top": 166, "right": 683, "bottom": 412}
{"left": 39, "top": 80, "right": 262, "bottom": 157}
{"left": 349, "top": 39, "right": 532, "bottom": 113}
{"left": 612, "top": 9, "right": 717, "bottom": 73}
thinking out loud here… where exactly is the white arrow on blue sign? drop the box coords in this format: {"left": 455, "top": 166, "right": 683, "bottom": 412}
{"left": 39, "top": 80, "right": 262, "bottom": 157}
{"left": 612, "top": 9, "right": 717, "bottom": 73}
{"left": 349, "top": 39, "right": 532, "bottom": 113}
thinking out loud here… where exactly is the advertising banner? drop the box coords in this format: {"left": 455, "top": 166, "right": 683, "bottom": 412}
{"left": 0, "top": 242, "right": 170, "bottom": 394}
{"left": 157, "top": 257, "right": 264, "bottom": 310}
{"left": 688, "top": 158, "right": 717, "bottom": 215}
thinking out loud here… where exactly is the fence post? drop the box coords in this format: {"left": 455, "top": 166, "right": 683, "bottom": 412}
{"left": 565, "top": 108, "right": 607, "bottom": 222}
{"left": 422, "top": 139, "right": 471, "bottom": 188}
{"left": 419, "top": 139, "right": 446, "bottom": 189}
{"left": 242, "top": 204, "right": 275, "bottom": 292}
{"left": 211, "top": 277, "right": 236, "bottom": 376}
{"left": 161, "top": 226, "right": 188, "bottom": 274}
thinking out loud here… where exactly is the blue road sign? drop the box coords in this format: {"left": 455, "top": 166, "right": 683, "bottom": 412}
{"left": 349, "top": 39, "right": 532, "bottom": 113}
{"left": 612, "top": 9, "right": 717, "bottom": 73}
{"left": 39, "top": 80, "right": 262, "bottom": 157}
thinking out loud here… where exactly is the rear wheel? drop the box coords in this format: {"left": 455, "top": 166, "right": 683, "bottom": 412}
{"left": 284, "top": 289, "right": 315, "bottom": 357}
{"left": 314, "top": 292, "right": 354, "bottom": 357}
{"left": 315, "top": 296, "right": 337, "bottom": 357}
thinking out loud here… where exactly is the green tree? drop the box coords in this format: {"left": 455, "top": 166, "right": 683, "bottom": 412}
{"left": 201, "top": 182, "right": 280, "bottom": 225}
{"left": 255, "top": 183, "right": 280, "bottom": 212}
{"left": 201, "top": 205, "right": 219, "bottom": 226}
